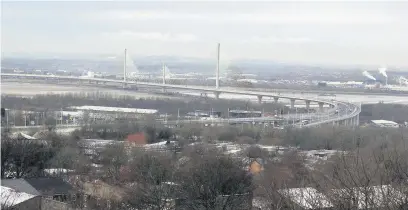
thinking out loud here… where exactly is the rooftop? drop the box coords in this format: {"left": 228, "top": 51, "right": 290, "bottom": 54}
{"left": 0, "top": 186, "right": 37, "bottom": 207}
{"left": 330, "top": 185, "right": 406, "bottom": 209}
{"left": 69, "top": 105, "right": 158, "bottom": 114}
{"left": 278, "top": 187, "right": 333, "bottom": 209}
{"left": 229, "top": 110, "right": 262, "bottom": 114}
{"left": 1, "top": 179, "right": 41, "bottom": 196}
{"left": 371, "top": 120, "right": 398, "bottom": 125}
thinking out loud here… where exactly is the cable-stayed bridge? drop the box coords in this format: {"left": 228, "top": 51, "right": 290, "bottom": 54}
{"left": 2, "top": 44, "right": 361, "bottom": 127}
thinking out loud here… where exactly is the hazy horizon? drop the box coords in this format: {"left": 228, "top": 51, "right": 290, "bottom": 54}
{"left": 2, "top": 1, "right": 408, "bottom": 68}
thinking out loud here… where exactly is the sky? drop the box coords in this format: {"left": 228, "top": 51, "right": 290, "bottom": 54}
{"left": 2, "top": 1, "right": 408, "bottom": 67}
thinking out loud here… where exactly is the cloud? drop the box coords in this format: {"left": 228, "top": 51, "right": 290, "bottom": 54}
{"left": 243, "top": 36, "right": 318, "bottom": 44}
{"left": 91, "top": 10, "right": 397, "bottom": 25}
{"left": 101, "top": 31, "right": 198, "bottom": 42}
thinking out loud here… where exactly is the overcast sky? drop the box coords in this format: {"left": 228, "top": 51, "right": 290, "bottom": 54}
{"left": 2, "top": 1, "right": 408, "bottom": 66}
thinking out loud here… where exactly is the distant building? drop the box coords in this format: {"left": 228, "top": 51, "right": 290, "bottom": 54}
{"left": 229, "top": 110, "right": 262, "bottom": 118}
{"left": 126, "top": 132, "right": 147, "bottom": 146}
{"left": 67, "top": 105, "right": 158, "bottom": 122}
{"left": 186, "top": 110, "right": 222, "bottom": 118}
{"left": 370, "top": 120, "right": 399, "bottom": 128}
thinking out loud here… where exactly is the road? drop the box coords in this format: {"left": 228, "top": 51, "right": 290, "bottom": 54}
{"left": 1, "top": 73, "right": 361, "bottom": 127}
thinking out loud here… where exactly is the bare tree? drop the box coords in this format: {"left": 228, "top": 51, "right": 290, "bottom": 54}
{"left": 176, "top": 149, "right": 253, "bottom": 210}
{"left": 1, "top": 138, "right": 54, "bottom": 178}
{"left": 99, "top": 143, "right": 128, "bottom": 185}
{"left": 124, "top": 151, "right": 176, "bottom": 210}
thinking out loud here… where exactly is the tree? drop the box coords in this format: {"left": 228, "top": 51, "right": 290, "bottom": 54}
{"left": 176, "top": 149, "right": 253, "bottom": 210}
{"left": 124, "top": 152, "right": 176, "bottom": 210}
{"left": 245, "top": 145, "right": 271, "bottom": 159}
{"left": 144, "top": 125, "right": 158, "bottom": 144}
{"left": 44, "top": 116, "right": 56, "bottom": 131}
{"left": 1, "top": 138, "right": 54, "bottom": 178}
{"left": 99, "top": 143, "right": 128, "bottom": 184}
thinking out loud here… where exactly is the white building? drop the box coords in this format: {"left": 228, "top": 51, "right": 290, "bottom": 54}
{"left": 371, "top": 120, "right": 399, "bottom": 128}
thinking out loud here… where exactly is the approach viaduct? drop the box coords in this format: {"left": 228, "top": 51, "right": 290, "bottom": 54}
{"left": 1, "top": 73, "right": 361, "bottom": 127}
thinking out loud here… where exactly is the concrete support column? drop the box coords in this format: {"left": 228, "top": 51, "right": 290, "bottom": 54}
{"left": 273, "top": 97, "right": 279, "bottom": 103}
{"left": 318, "top": 102, "right": 324, "bottom": 112}
{"left": 257, "top": 95, "right": 263, "bottom": 104}
{"left": 122, "top": 83, "right": 127, "bottom": 89}
{"left": 214, "top": 91, "right": 221, "bottom": 99}
{"left": 290, "top": 99, "right": 296, "bottom": 109}
{"left": 356, "top": 114, "right": 360, "bottom": 126}
{"left": 305, "top": 100, "right": 311, "bottom": 110}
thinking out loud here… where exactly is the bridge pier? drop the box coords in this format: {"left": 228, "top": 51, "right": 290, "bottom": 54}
{"left": 305, "top": 100, "right": 311, "bottom": 110}
{"left": 318, "top": 102, "right": 324, "bottom": 112}
{"left": 257, "top": 95, "right": 263, "bottom": 104}
{"left": 214, "top": 91, "right": 221, "bottom": 99}
{"left": 273, "top": 97, "right": 279, "bottom": 103}
{"left": 290, "top": 99, "right": 296, "bottom": 109}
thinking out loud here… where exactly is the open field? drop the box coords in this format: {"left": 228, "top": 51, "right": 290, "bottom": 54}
{"left": 0, "top": 82, "right": 181, "bottom": 100}
{"left": 2, "top": 81, "right": 408, "bottom": 105}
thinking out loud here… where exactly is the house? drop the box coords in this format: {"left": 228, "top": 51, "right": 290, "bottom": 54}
{"left": 278, "top": 187, "right": 333, "bottom": 210}
{"left": 329, "top": 185, "right": 407, "bottom": 209}
{"left": 126, "top": 132, "right": 147, "bottom": 146}
{"left": 1, "top": 179, "right": 41, "bottom": 196}
{"left": 1, "top": 186, "right": 41, "bottom": 210}
{"left": 242, "top": 158, "right": 264, "bottom": 175}
{"left": 78, "top": 139, "right": 120, "bottom": 159}
{"left": 2, "top": 178, "right": 75, "bottom": 202}
{"left": 6, "top": 132, "right": 49, "bottom": 145}
{"left": 1, "top": 178, "right": 77, "bottom": 210}
{"left": 249, "top": 160, "right": 263, "bottom": 174}
{"left": 25, "top": 177, "right": 75, "bottom": 201}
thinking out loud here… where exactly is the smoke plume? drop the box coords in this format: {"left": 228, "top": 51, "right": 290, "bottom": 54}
{"left": 378, "top": 67, "right": 388, "bottom": 78}
{"left": 362, "top": 71, "right": 376, "bottom": 80}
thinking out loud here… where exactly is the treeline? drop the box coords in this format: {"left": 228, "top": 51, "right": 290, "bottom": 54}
{"left": 1, "top": 92, "right": 288, "bottom": 116}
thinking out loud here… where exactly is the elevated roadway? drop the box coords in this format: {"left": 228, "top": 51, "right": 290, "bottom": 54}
{"left": 1, "top": 73, "right": 361, "bottom": 127}
{"left": 1, "top": 73, "right": 333, "bottom": 109}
